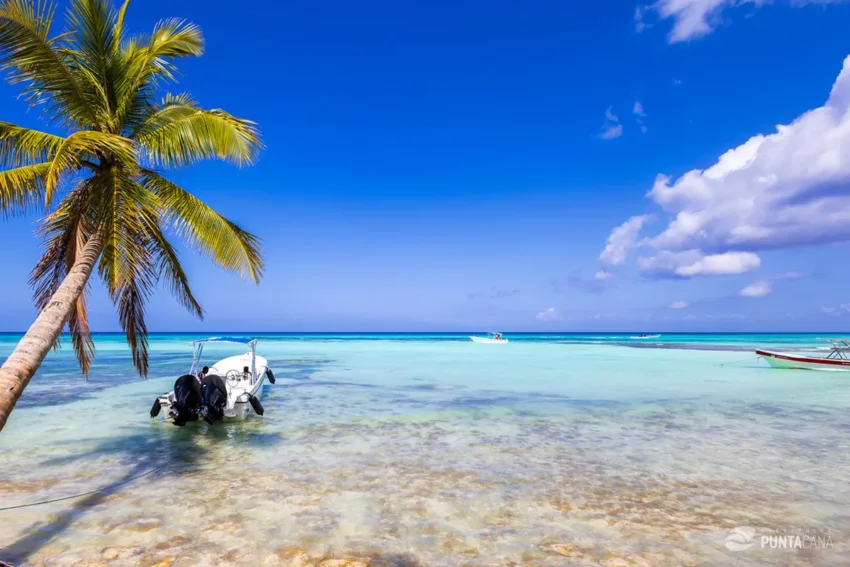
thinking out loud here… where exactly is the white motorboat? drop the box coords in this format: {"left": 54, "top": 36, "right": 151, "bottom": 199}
{"left": 470, "top": 332, "right": 509, "bottom": 344}
{"left": 757, "top": 339, "right": 850, "bottom": 372}
{"left": 630, "top": 334, "right": 661, "bottom": 339}
{"left": 150, "top": 337, "right": 275, "bottom": 425}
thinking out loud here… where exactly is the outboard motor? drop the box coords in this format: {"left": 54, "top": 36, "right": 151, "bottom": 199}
{"left": 170, "top": 374, "right": 202, "bottom": 426}
{"left": 201, "top": 374, "right": 228, "bottom": 425}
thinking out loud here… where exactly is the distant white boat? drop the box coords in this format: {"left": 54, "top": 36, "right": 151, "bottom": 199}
{"left": 470, "top": 332, "right": 508, "bottom": 344}
{"left": 630, "top": 334, "right": 661, "bottom": 339}
{"left": 757, "top": 339, "right": 850, "bottom": 372}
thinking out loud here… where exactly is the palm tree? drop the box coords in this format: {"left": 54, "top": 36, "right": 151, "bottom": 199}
{"left": 0, "top": 0, "right": 265, "bottom": 432}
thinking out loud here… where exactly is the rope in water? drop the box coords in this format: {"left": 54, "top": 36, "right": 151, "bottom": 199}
{"left": 719, "top": 356, "right": 759, "bottom": 367}
{"left": 0, "top": 462, "right": 172, "bottom": 512}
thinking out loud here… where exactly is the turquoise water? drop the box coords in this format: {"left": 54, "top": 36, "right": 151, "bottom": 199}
{"left": 1, "top": 333, "right": 849, "bottom": 566}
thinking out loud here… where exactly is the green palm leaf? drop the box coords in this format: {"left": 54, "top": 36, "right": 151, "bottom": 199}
{"left": 0, "top": 0, "right": 97, "bottom": 126}
{"left": 140, "top": 169, "right": 264, "bottom": 283}
{"left": 44, "top": 129, "right": 135, "bottom": 202}
{"left": 136, "top": 105, "right": 261, "bottom": 167}
{"left": 0, "top": 122, "right": 65, "bottom": 166}
{"left": 0, "top": 161, "right": 48, "bottom": 214}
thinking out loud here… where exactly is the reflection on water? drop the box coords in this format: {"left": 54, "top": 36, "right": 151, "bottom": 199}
{"left": 1, "top": 336, "right": 849, "bottom": 566}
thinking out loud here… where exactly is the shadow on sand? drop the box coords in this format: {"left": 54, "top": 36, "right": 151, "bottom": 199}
{"left": 1, "top": 422, "right": 283, "bottom": 564}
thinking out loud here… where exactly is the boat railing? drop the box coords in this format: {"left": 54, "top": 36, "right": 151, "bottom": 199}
{"left": 824, "top": 339, "right": 850, "bottom": 359}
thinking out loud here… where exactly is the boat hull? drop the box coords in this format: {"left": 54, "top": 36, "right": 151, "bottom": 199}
{"left": 756, "top": 349, "right": 850, "bottom": 372}
{"left": 470, "top": 336, "right": 508, "bottom": 344}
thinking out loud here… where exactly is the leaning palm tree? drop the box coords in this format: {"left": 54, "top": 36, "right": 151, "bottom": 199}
{"left": 0, "top": 0, "right": 264, "bottom": 433}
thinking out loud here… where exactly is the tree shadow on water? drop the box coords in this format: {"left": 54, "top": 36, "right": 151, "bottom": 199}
{"left": 1, "top": 422, "right": 283, "bottom": 564}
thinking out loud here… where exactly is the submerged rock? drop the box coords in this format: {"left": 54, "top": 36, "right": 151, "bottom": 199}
{"left": 539, "top": 543, "right": 585, "bottom": 558}
{"left": 316, "top": 559, "right": 370, "bottom": 567}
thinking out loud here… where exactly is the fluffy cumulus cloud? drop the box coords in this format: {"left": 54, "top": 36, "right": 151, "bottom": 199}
{"left": 536, "top": 307, "right": 563, "bottom": 321}
{"left": 599, "top": 56, "right": 850, "bottom": 278}
{"left": 739, "top": 280, "right": 772, "bottom": 297}
{"left": 641, "top": 0, "right": 848, "bottom": 43}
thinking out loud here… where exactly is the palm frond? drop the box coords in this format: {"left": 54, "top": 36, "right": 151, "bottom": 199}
{"left": 113, "top": 18, "right": 202, "bottom": 129}
{"left": 65, "top": 0, "right": 120, "bottom": 120}
{"left": 0, "top": 121, "right": 65, "bottom": 166}
{"left": 140, "top": 169, "right": 264, "bottom": 283}
{"left": 132, "top": 18, "right": 203, "bottom": 83}
{"left": 68, "top": 287, "right": 95, "bottom": 376}
{"left": 0, "top": 161, "right": 47, "bottom": 215}
{"left": 95, "top": 168, "right": 149, "bottom": 290}
{"left": 31, "top": 181, "right": 92, "bottom": 309}
{"left": 0, "top": 0, "right": 96, "bottom": 126}
{"left": 66, "top": 205, "right": 95, "bottom": 376}
{"left": 45, "top": 129, "right": 135, "bottom": 202}
{"left": 114, "top": 269, "right": 150, "bottom": 376}
{"left": 141, "top": 213, "right": 203, "bottom": 319}
{"left": 114, "top": 0, "right": 129, "bottom": 44}
{"left": 135, "top": 105, "right": 262, "bottom": 168}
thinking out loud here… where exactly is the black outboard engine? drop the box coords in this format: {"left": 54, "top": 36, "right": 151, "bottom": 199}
{"left": 170, "top": 374, "right": 202, "bottom": 426}
{"left": 201, "top": 374, "right": 228, "bottom": 425}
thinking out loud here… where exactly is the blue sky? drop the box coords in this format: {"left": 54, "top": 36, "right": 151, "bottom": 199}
{"left": 2, "top": 0, "right": 850, "bottom": 332}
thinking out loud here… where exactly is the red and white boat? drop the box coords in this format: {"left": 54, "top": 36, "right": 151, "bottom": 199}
{"left": 757, "top": 340, "right": 850, "bottom": 371}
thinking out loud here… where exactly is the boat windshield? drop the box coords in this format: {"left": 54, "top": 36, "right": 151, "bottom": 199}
{"left": 190, "top": 337, "right": 258, "bottom": 374}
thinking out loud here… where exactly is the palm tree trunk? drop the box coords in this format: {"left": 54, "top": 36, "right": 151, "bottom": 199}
{"left": 0, "top": 233, "right": 103, "bottom": 433}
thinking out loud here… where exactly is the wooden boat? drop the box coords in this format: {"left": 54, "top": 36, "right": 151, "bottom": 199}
{"left": 756, "top": 339, "right": 850, "bottom": 371}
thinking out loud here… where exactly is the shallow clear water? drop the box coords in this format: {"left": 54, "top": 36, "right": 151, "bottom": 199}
{"left": 1, "top": 334, "right": 849, "bottom": 566}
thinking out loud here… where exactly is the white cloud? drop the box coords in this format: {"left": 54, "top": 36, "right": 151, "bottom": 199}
{"left": 599, "top": 56, "right": 850, "bottom": 278}
{"left": 645, "top": 0, "right": 848, "bottom": 43}
{"left": 599, "top": 124, "right": 623, "bottom": 140}
{"left": 594, "top": 271, "right": 613, "bottom": 280}
{"left": 674, "top": 251, "right": 761, "bottom": 277}
{"left": 637, "top": 250, "right": 759, "bottom": 277}
{"left": 739, "top": 280, "right": 772, "bottom": 297}
{"left": 633, "top": 101, "right": 648, "bottom": 133}
{"left": 634, "top": 6, "right": 648, "bottom": 32}
{"left": 599, "top": 106, "right": 623, "bottom": 140}
{"left": 536, "top": 307, "right": 563, "bottom": 321}
{"left": 600, "top": 214, "right": 652, "bottom": 266}
{"left": 667, "top": 300, "right": 689, "bottom": 309}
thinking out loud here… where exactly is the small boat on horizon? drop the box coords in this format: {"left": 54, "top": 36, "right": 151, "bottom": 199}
{"left": 470, "top": 332, "right": 509, "bottom": 344}
{"left": 150, "top": 337, "right": 276, "bottom": 425}
{"left": 757, "top": 339, "right": 850, "bottom": 371}
{"left": 630, "top": 334, "right": 661, "bottom": 339}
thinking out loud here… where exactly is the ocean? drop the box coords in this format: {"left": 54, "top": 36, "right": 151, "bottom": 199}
{"left": 1, "top": 333, "right": 849, "bottom": 566}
